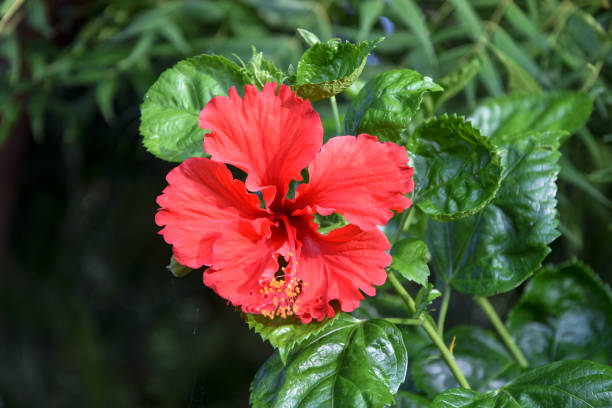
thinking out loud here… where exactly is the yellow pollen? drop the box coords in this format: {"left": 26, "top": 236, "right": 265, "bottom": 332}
{"left": 258, "top": 276, "right": 304, "bottom": 320}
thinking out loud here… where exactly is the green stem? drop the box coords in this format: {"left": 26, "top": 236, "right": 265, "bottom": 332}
{"left": 330, "top": 95, "right": 341, "bottom": 136}
{"left": 392, "top": 206, "right": 415, "bottom": 244}
{"left": 437, "top": 286, "right": 451, "bottom": 336}
{"left": 387, "top": 271, "right": 471, "bottom": 389}
{"left": 474, "top": 296, "right": 529, "bottom": 368}
{"left": 384, "top": 317, "right": 423, "bottom": 326}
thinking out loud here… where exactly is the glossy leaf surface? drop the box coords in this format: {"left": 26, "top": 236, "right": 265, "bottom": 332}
{"left": 412, "top": 326, "right": 520, "bottom": 398}
{"left": 245, "top": 313, "right": 336, "bottom": 364}
{"left": 140, "top": 54, "right": 250, "bottom": 162}
{"left": 428, "top": 131, "right": 561, "bottom": 295}
{"left": 293, "top": 38, "right": 380, "bottom": 101}
{"left": 250, "top": 314, "right": 407, "bottom": 408}
{"left": 407, "top": 115, "right": 503, "bottom": 221}
{"left": 468, "top": 91, "right": 593, "bottom": 142}
{"left": 431, "top": 360, "right": 612, "bottom": 407}
{"left": 507, "top": 261, "right": 612, "bottom": 366}
{"left": 344, "top": 69, "right": 442, "bottom": 142}
{"left": 389, "top": 239, "right": 431, "bottom": 286}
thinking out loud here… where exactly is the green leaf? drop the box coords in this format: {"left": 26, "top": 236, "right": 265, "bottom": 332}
{"left": 388, "top": 0, "right": 436, "bottom": 67}
{"left": 413, "top": 284, "right": 441, "bottom": 316}
{"left": 140, "top": 54, "right": 250, "bottom": 162}
{"left": 507, "top": 261, "right": 612, "bottom": 366}
{"left": 389, "top": 239, "right": 431, "bottom": 286}
{"left": 245, "top": 313, "right": 336, "bottom": 364}
{"left": 406, "top": 115, "right": 503, "bottom": 221}
{"left": 242, "top": 47, "right": 287, "bottom": 90}
{"left": 250, "top": 314, "right": 407, "bottom": 408}
{"left": 292, "top": 38, "right": 381, "bottom": 101}
{"left": 296, "top": 28, "right": 321, "bottom": 46}
{"left": 412, "top": 326, "right": 520, "bottom": 398}
{"left": 431, "top": 58, "right": 481, "bottom": 110}
{"left": 431, "top": 360, "right": 612, "bottom": 407}
{"left": 344, "top": 70, "right": 442, "bottom": 142}
{"left": 468, "top": 92, "right": 593, "bottom": 142}
{"left": 392, "top": 391, "right": 430, "bottom": 408}
{"left": 166, "top": 256, "right": 193, "bottom": 278}
{"left": 428, "top": 131, "right": 562, "bottom": 295}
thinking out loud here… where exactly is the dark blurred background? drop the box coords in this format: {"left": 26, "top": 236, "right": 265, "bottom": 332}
{"left": 1, "top": 0, "right": 610, "bottom": 406}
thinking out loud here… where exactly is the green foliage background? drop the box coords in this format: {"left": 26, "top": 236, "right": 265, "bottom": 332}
{"left": 1, "top": 0, "right": 610, "bottom": 406}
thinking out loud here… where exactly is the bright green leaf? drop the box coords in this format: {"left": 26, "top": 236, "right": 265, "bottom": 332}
{"left": 242, "top": 47, "right": 287, "bottom": 90}
{"left": 507, "top": 261, "right": 612, "bottom": 366}
{"left": 250, "top": 314, "right": 407, "bottom": 408}
{"left": 413, "top": 326, "right": 520, "bottom": 398}
{"left": 407, "top": 115, "right": 503, "bottom": 221}
{"left": 296, "top": 28, "right": 320, "bottom": 46}
{"left": 428, "top": 131, "right": 562, "bottom": 296}
{"left": 245, "top": 313, "right": 336, "bottom": 364}
{"left": 431, "top": 360, "right": 612, "bottom": 407}
{"left": 140, "top": 54, "right": 250, "bottom": 162}
{"left": 468, "top": 92, "right": 593, "bottom": 142}
{"left": 413, "top": 284, "right": 441, "bottom": 316}
{"left": 344, "top": 69, "right": 442, "bottom": 142}
{"left": 292, "top": 38, "right": 382, "bottom": 101}
{"left": 389, "top": 239, "right": 431, "bottom": 286}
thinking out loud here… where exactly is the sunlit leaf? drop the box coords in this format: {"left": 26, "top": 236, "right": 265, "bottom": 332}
{"left": 292, "top": 37, "right": 382, "bottom": 101}
{"left": 390, "top": 239, "right": 430, "bottom": 286}
{"left": 250, "top": 314, "right": 407, "bottom": 408}
{"left": 344, "top": 69, "right": 442, "bottom": 142}
{"left": 140, "top": 54, "right": 250, "bottom": 162}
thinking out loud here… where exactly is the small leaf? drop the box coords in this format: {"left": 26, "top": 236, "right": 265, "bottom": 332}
{"left": 507, "top": 260, "right": 612, "bottom": 366}
{"left": 244, "top": 313, "right": 336, "bottom": 364}
{"left": 293, "top": 38, "right": 382, "bottom": 101}
{"left": 413, "top": 284, "right": 441, "bottom": 316}
{"left": 407, "top": 115, "right": 503, "bottom": 221}
{"left": 166, "top": 256, "right": 193, "bottom": 278}
{"left": 344, "top": 69, "right": 442, "bottom": 142}
{"left": 412, "top": 326, "right": 520, "bottom": 398}
{"left": 431, "top": 360, "right": 612, "bottom": 407}
{"left": 140, "top": 54, "right": 250, "bottom": 162}
{"left": 296, "top": 28, "right": 321, "bottom": 46}
{"left": 390, "top": 239, "right": 431, "bottom": 286}
{"left": 468, "top": 91, "right": 593, "bottom": 142}
{"left": 428, "top": 131, "right": 562, "bottom": 296}
{"left": 250, "top": 314, "right": 407, "bottom": 408}
{"left": 242, "top": 47, "right": 287, "bottom": 90}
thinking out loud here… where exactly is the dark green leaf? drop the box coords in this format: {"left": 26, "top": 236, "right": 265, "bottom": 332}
{"left": 412, "top": 326, "right": 520, "bottom": 398}
{"left": 468, "top": 92, "right": 593, "bottom": 142}
{"left": 245, "top": 313, "right": 336, "bottom": 364}
{"left": 292, "top": 38, "right": 381, "bottom": 101}
{"left": 392, "top": 391, "right": 430, "bottom": 408}
{"left": 428, "top": 131, "right": 562, "bottom": 295}
{"left": 390, "top": 239, "right": 431, "bottom": 286}
{"left": 140, "top": 54, "right": 250, "bottom": 162}
{"left": 344, "top": 70, "right": 442, "bottom": 142}
{"left": 507, "top": 261, "right": 612, "bottom": 366}
{"left": 166, "top": 256, "right": 193, "bottom": 278}
{"left": 431, "top": 360, "right": 612, "bottom": 407}
{"left": 407, "top": 115, "right": 503, "bottom": 221}
{"left": 250, "top": 314, "right": 407, "bottom": 408}
{"left": 413, "top": 284, "right": 441, "bottom": 316}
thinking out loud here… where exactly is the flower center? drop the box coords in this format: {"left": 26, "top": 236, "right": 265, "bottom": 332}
{"left": 258, "top": 253, "right": 305, "bottom": 319}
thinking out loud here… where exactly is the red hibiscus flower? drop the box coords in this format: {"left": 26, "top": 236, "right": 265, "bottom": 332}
{"left": 155, "top": 83, "right": 413, "bottom": 323}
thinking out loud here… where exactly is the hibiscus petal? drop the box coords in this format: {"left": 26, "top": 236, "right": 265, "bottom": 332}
{"left": 293, "top": 216, "right": 391, "bottom": 322}
{"left": 155, "top": 157, "right": 270, "bottom": 269}
{"left": 199, "top": 83, "right": 323, "bottom": 208}
{"left": 291, "top": 134, "right": 414, "bottom": 230}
